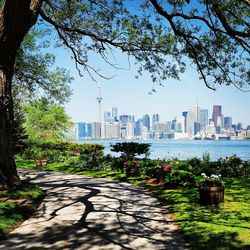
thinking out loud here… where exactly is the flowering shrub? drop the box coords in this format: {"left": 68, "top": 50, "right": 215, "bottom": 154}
{"left": 161, "top": 162, "right": 172, "bottom": 173}
{"left": 123, "top": 160, "right": 140, "bottom": 177}
{"left": 123, "top": 160, "right": 139, "bottom": 168}
{"left": 217, "top": 155, "right": 250, "bottom": 177}
{"left": 164, "top": 170, "right": 196, "bottom": 188}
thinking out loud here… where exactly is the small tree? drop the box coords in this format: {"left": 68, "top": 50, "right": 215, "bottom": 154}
{"left": 111, "top": 142, "right": 151, "bottom": 160}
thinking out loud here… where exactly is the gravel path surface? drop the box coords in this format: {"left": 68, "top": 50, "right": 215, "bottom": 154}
{"left": 1, "top": 169, "right": 186, "bottom": 250}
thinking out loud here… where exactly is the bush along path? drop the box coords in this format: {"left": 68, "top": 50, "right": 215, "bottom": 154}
{"left": 1, "top": 169, "right": 186, "bottom": 250}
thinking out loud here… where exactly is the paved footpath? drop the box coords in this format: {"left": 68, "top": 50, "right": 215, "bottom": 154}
{"left": 1, "top": 169, "right": 186, "bottom": 250}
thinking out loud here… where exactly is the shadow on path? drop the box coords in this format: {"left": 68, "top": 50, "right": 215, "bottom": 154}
{"left": 1, "top": 170, "right": 186, "bottom": 250}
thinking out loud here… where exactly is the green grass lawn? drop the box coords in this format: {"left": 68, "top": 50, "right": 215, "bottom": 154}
{"left": 16, "top": 159, "right": 250, "bottom": 249}
{"left": 154, "top": 178, "right": 250, "bottom": 250}
{"left": 0, "top": 181, "right": 45, "bottom": 239}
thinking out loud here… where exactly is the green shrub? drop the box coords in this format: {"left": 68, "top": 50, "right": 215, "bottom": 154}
{"left": 165, "top": 170, "right": 196, "bottom": 188}
{"left": 19, "top": 140, "right": 105, "bottom": 168}
{"left": 139, "top": 159, "right": 162, "bottom": 178}
{"left": 217, "top": 155, "right": 250, "bottom": 177}
{"left": 110, "top": 142, "right": 150, "bottom": 159}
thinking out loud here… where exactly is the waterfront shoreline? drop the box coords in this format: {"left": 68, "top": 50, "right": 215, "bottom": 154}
{"left": 78, "top": 139, "right": 250, "bottom": 161}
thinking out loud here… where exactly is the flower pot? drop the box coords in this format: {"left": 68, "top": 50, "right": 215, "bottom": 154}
{"left": 155, "top": 168, "right": 166, "bottom": 183}
{"left": 35, "top": 159, "right": 48, "bottom": 168}
{"left": 126, "top": 167, "right": 139, "bottom": 177}
{"left": 199, "top": 186, "right": 224, "bottom": 205}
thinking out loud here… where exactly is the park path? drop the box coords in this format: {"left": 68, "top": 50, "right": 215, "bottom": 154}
{"left": 1, "top": 169, "right": 186, "bottom": 250}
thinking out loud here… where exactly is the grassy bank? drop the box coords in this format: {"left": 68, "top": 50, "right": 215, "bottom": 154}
{"left": 0, "top": 181, "right": 45, "bottom": 239}
{"left": 16, "top": 159, "right": 250, "bottom": 249}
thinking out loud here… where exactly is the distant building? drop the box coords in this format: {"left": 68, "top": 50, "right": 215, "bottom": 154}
{"left": 224, "top": 117, "right": 232, "bottom": 130}
{"left": 200, "top": 109, "right": 208, "bottom": 131}
{"left": 103, "top": 122, "right": 120, "bottom": 139}
{"left": 155, "top": 122, "right": 171, "bottom": 133}
{"left": 92, "top": 122, "right": 102, "bottom": 139}
{"left": 182, "top": 111, "right": 188, "bottom": 133}
{"left": 112, "top": 107, "right": 118, "bottom": 121}
{"left": 143, "top": 114, "right": 150, "bottom": 131}
{"left": 194, "top": 122, "right": 201, "bottom": 135}
{"left": 152, "top": 114, "right": 160, "bottom": 130}
{"left": 104, "top": 111, "right": 111, "bottom": 122}
{"left": 76, "top": 122, "right": 86, "bottom": 141}
{"left": 192, "top": 105, "right": 200, "bottom": 123}
{"left": 86, "top": 123, "right": 92, "bottom": 137}
{"left": 186, "top": 109, "right": 194, "bottom": 136}
{"left": 119, "top": 114, "right": 133, "bottom": 123}
{"left": 126, "top": 122, "right": 135, "bottom": 139}
{"left": 212, "top": 105, "right": 222, "bottom": 127}
{"left": 237, "top": 123, "right": 243, "bottom": 130}
{"left": 134, "top": 120, "right": 143, "bottom": 137}
{"left": 216, "top": 126, "right": 222, "bottom": 134}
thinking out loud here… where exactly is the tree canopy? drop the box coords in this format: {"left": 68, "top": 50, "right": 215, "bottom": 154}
{"left": 14, "top": 29, "right": 73, "bottom": 105}
{"left": 36, "top": 0, "right": 249, "bottom": 90}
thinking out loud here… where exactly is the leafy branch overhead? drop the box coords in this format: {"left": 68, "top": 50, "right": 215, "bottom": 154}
{"left": 37, "top": 0, "right": 249, "bottom": 90}
{"left": 14, "top": 29, "right": 73, "bottom": 104}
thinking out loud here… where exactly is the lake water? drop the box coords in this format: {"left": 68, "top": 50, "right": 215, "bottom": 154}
{"left": 79, "top": 140, "right": 250, "bottom": 161}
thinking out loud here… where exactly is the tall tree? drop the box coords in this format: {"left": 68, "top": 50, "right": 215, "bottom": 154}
{"left": 24, "top": 97, "right": 72, "bottom": 141}
{"left": 0, "top": 0, "right": 249, "bottom": 185}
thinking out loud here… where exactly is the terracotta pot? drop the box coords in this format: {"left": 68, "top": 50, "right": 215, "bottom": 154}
{"left": 199, "top": 186, "right": 224, "bottom": 205}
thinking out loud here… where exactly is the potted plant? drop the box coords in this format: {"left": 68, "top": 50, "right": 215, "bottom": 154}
{"left": 156, "top": 162, "right": 172, "bottom": 184}
{"left": 31, "top": 147, "right": 48, "bottom": 168}
{"left": 123, "top": 160, "right": 140, "bottom": 177}
{"left": 199, "top": 173, "right": 224, "bottom": 205}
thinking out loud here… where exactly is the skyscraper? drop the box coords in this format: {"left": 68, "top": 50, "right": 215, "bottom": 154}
{"left": 224, "top": 117, "right": 232, "bottom": 130}
{"left": 186, "top": 109, "right": 194, "bottom": 136}
{"left": 152, "top": 114, "right": 160, "bottom": 130}
{"left": 192, "top": 105, "right": 200, "bottom": 123}
{"left": 126, "top": 122, "right": 135, "bottom": 139}
{"left": 134, "top": 120, "right": 143, "bottom": 137}
{"left": 182, "top": 111, "right": 188, "bottom": 133}
{"left": 104, "top": 111, "right": 111, "bottom": 122}
{"left": 212, "top": 105, "right": 222, "bottom": 127}
{"left": 112, "top": 107, "right": 118, "bottom": 121}
{"left": 194, "top": 122, "right": 201, "bottom": 135}
{"left": 143, "top": 114, "right": 150, "bottom": 131}
{"left": 200, "top": 109, "right": 208, "bottom": 131}
{"left": 92, "top": 122, "right": 101, "bottom": 139}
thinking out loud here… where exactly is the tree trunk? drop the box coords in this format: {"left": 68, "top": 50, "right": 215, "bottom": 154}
{"left": 0, "top": 0, "right": 41, "bottom": 186}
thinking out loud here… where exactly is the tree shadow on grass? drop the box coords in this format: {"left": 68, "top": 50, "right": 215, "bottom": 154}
{"left": 182, "top": 224, "right": 250, "bottom": 250}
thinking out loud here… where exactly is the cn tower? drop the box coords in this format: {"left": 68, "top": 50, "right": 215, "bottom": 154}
{"left": 96, "top": 82, "right": 102, "bottom": 122}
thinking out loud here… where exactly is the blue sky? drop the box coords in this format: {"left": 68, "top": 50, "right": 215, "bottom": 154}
{"left": 54, "top": 46, "right": 250, "bottom": 127}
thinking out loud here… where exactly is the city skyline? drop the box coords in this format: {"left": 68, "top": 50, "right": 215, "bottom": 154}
{"left": 73, "top": 103, "right": 248, "bottom": 129}
{"left": 51, "top": 42, "right": 250, "bottom": 126}
{"left": 72, "top": 103, "right": 249, "bottom": 141}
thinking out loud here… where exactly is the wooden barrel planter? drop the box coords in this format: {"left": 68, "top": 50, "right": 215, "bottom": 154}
{"left": 199, "top": 186, "right": 224, "bottom": 205}
{"left": 155, "top": 168, "right": 166, "bottom": 183}
{"left": 35, "top": 159, "right": 48, "bottom": 168}
{"left": 126, "top": 167, "right": 139, "bottom": 177}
